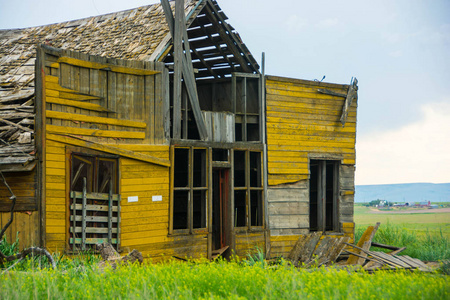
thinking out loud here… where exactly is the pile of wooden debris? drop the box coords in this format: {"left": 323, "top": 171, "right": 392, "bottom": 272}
{"left": 287, "top": 222, "right": 433, "bottom": 272}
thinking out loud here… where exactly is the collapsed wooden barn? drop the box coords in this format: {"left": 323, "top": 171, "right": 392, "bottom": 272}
{"left": 0, "top": 0, "right": 357, "bottom": 260}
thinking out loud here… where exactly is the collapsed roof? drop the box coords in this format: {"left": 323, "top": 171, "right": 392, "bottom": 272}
{"left": 0, "top": 0, "right": 259, "bottom": 170}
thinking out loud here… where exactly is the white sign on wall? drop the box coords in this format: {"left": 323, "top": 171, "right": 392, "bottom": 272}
{"left": 128, "top": 196, "right": 138, "bottom": 203}
{"left": 152, "top": 195, "right": 163, "bottom": 202}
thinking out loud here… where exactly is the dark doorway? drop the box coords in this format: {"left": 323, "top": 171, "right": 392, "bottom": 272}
{"left": 309, "top": 160, "right": 339, "bottom": 232}
{"left": 212, "top": 168, "right": 230, "bottom": 256}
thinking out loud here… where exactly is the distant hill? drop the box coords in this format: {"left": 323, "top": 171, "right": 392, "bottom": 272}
{"left": 355, "top": 183, "right": 450, "bottom": 203}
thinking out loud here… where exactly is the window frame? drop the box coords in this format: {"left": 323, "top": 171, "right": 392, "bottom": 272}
{"left": 170, "top": 146, "right": 209, "bottom": 235}
{"left": 309, "top": 159, "right": 340, "bottom": 232}
{"left": 232, "top": 149, "right": 264, "bottom": 231}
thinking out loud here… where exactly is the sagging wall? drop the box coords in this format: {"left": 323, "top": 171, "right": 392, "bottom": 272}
{"left": 265, "top": 75, "right": 357, "bottom": 257}
{"left": 37, "top": 46, "right": 210, "bottom": 260}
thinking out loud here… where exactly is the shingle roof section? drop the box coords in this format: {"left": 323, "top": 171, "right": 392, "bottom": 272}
{"left": 0, "top": 0, "right": 200, "bottom": 167}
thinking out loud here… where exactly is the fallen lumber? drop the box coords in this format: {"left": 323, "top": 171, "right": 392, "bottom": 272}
{"left": 96, "top": 243, "right": 143, "bottom": 270}
{"left": 371, "top": 242, "right": 402, "bottom": 251}
{"left": 347, "top": 222, "right": 380, "bottom": 265}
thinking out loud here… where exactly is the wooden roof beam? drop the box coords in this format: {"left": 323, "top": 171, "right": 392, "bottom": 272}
{"left": 197, "top": 22, "right": 237, "bottom": 73}
{"left": 162, "top": 0, "right": 208, "bottom": 140}
{"left": 205, "top": 0, "right": 258, "bottom": 73}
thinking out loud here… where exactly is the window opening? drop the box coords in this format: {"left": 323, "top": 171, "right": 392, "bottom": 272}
{"left": 232, "top": 75, "right": 261, "bottom": 142}
{"left": 172, "top": 147, "right": 207, "bottom": 232}
{"left": 233, "top": 150, "right": 263, "bottom": 228}
{"left": 212, "top": 148, "right": 229, "bottom": 162}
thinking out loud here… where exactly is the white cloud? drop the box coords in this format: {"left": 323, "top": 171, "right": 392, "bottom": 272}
{"left": 316, "top": 18, "right": 339, "bottom": 29}
{"left": 389, "top": 50, "right": 402, "bottom": 57}
{"left": 356, "top": 102, "right": 450, "bottom": 185}
{"left": 285, "top": 15, "right": 307, "bottom": 32}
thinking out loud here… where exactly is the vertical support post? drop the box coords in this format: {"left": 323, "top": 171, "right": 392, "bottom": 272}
{"left": 207, "top": 147, "right": 213, "bottom": 259}
{"left": 35, "top": 45, "right": 47, "bottom": 248}
{"left": 117, "top": 195, "right": 121, "bottom": 251}
{"left": 261, "top": 52, "right": 270, "bottom": 256}
{"left": 232, "top": 75, "right": 236, "bottom": 114}
{"left": 188, "top": 146, "right": 193, "bottom": 234}
{"left": 169, "top": 146, "right": 174, "bottom": 234}
{"left": 230, "top": 149, "right": 235, "bottom": 252}
{"left": 318, "top": 161, "right": 326, "bottom": 231}
{"left": 246, "top": 150, "right": 250, "bottom": 230}
{"left": 82, "top": 177, "right": 87, "bottom": 250}
{"left": 182, "top": 87, "right": 188, "bottom": 139}
{"left": 172, "top": 0, "right": 184, "bottom": 139}
{"left": 71, "top": 193, "right": 77, "bottom": 250}
{"left": 108, "top": 184, "right": 113, "bottom": 244}
{"left": 242, "top": 77, "right": 247, "bottom": 141}
{"left": 333, "top": 162, "right": 340, "bottom": 232}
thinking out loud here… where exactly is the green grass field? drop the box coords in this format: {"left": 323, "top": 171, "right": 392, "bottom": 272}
{"left": 1, "top": 260, "right": 448, "bottom": 299}
{"left": 354, "top": 204, "right": 450, "bottom": 261}
{"left": 354, "top": 204, "right": 450, "bottom": 237}
{"left": 0, "top": 204, "right": 449, "bottom": 299}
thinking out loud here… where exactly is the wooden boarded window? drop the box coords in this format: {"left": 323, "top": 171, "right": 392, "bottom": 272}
{"left": 172, "top": 147, "right": 207, "bottom": 232}
{"left": 70, "top": 153, "right": 120, "bottom": 250}
{"left": 233, "top": 150, "right": 263, "bottom": 228}
{"left": 309, "top": 160, "right": 339, "bottom": 232}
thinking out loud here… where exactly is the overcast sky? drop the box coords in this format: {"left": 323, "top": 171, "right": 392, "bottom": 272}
{"left": 1, "top": 0, "right": 449, "bottom": 185}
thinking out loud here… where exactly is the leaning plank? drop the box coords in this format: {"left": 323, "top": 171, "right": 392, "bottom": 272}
{"left": 363, "top": 247, "right": 406, "bottom": 270}
{"left": 398, "top": 255, "right": 431, "bottom": 271}
{"left": 161, "top": 0, "right": 208, "bottom": 140}
{"left": 46, "top": 97, "right": 114, "bottom": 112}
{"left": 0, "top": 117, "right": 33, "bottom": 133}
{"left": 47, "top": 133, "right": 171, "bottom": 167}
{"left": 46, "top": 110, "right": 146, "bottom": 129}
{"left": 344, "top": 250, "right": 385, "bottom": 265}
{"left": 299, "top": 231, "right": 323, "bottom": 264}
{"left": 287, "top": 234, "right": 307, "bottom": 263}
{"left": 346, "top": 243, "right": 404, "bottom": 268}
{"left": 371, "top": 242, "right": 401, "bottom": 251}
{"left": 375, "top": 251, "right": 410, "bottom": 268}
{"left": 347, "top": 222, "right": 379, "bottom": 265}
{"left": 47, "top": 124, "right": 145, "bottom": 139}
{"left": 340, "top": 78, "right": 358, "bottom": 125}
{"left": 58, "top": 57, "right": 160, "bottom": 76}
{"left": 325, "top": 236, "right": 350, "bottom": 263}
{"left": 317, "top": 89, "right": 347, "bottom": 98}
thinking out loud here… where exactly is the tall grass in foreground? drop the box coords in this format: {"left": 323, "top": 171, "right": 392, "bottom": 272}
{"left": 0, "top": 234, "right": 101, "bottom": 270}
{"left": 355, "top": 223, "right": 450, "bottom": 261}
{"left": 1, "top": 260, "right": 449, "bottom": 300}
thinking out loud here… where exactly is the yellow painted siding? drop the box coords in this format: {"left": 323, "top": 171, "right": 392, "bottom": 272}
{"left": 234, "top": 231, "right": 265, "bottom": 257}
{"left": 43, "top": 143, "right": 207, "bottom": 261}
{"left": 266, "top": 76, "right": 357, "bottom": 186}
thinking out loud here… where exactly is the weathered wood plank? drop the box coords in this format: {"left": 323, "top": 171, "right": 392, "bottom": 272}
{"left": 57, "top": 57, "right": 160, "bottom": 76}
{"left": 46, "top": 110, "right": 147, "bottom": 129}
{"left": 46, "top": 133, "right": 171, "bottom": 167}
